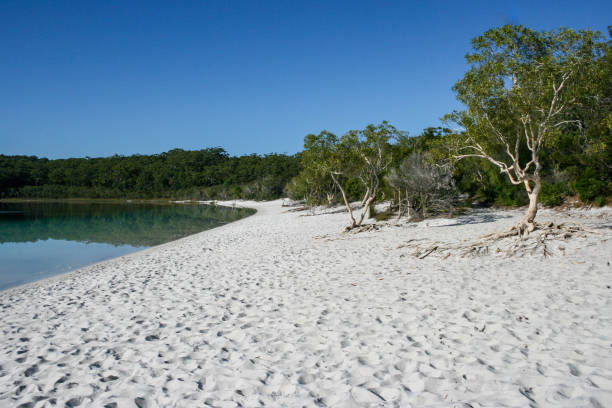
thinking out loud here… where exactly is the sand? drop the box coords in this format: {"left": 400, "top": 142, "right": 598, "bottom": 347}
{"left": 1, "top": 200, "right": 611, "bottom": 408}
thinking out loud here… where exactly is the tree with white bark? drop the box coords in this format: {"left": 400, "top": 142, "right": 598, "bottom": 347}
{"left": 298, "top": 122, "right": 397, "bottom": 229}
{"left": 447, "top": 25, "right": 605, "bottom": 234}
{"left": 337, "top": 122, "right": 398, "bottom": 228}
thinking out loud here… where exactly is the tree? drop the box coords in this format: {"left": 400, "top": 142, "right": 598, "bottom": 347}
{"left": 295, "top": 131, "right": 341, "bottom": 206}
{"left": 296, "top": 123, "right": 397, "bottom": 229}
{"left": 447, "top": 25, "right": 606, "bottom": 233}
{"left": 342, "top": 121, "right": 398, "bottom": 222}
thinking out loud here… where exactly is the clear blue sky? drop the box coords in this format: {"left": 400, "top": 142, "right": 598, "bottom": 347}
{"left": 1, "top": 1, "right": 610, "bottom": 159}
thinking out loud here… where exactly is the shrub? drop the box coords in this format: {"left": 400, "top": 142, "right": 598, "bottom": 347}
{"left": 540, "top": 182, "right": 569, "bottom": 207}
{"left": 386, "top": 153, "right": 462, "bottom": 218}
{"left": 573, "top": 167, "right": 607, "bottom": 204}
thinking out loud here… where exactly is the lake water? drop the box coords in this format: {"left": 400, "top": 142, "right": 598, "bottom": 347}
{"left": 0, "top": 201, "right": 254, "bottom": 291}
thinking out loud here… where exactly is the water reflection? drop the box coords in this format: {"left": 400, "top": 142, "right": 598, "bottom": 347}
{"left": 0, "top": 201, "right": 254, "bottom": 290}
{"left": 0, "top": 201, "right": 254, "bottom": 246}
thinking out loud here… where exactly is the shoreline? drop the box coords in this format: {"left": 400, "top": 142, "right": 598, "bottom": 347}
{"left": 1, "top": 201, "right": 611, "bottom": 407}
{"left": 0, "top": 201, "right": 257, "bottom": 295}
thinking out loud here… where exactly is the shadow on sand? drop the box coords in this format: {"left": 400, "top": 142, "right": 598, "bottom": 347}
{"left": 436, "top": 211, "right": 514, "bottom": 227}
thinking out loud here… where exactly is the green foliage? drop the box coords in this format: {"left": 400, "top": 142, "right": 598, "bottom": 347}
{"left": 292, "top": 122, "right": 399, "bottom": 210}
{"left": 539, "top": 182, "right": 569, "bottom": 207}
{"left": 284, "top": 173, "right": 309, "bottom": 201}
{"left": 392, "top": 127, "right": 452, "bottom": 164}
{"left": 444, "top": 24, "right": 610, "bottom": 211}
{"left": 287, "top": 131, "right": 340, "bottom": 205}
{"left": 573, "top": 167, "right": 608, "bottom": 204}
{"left": 0, "top": 149, "right": 300, "bottom": 200}
{"left": 374, "top": 210, "right": 394, "bottom": 222}
{"left": 452, "top": 25, "right": 603, "bottom": 152}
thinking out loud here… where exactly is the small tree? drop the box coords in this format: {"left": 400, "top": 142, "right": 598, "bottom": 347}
{"left": 300, "top": 130, "right": 366, "bottom": 228}
{"left": 284, "top": 171, "right": 337, "bottom": 206}
{"left": 299, "top": 122, "right": 397, "bottom": 229}
{"left": 448, "top": 25, "right": 605, "bottom": 233}
{"left": 298, "top": 130, "right": 341, "bottom": 206}
{"left": 338, "top": 122, "right": 397, "bottom": 227}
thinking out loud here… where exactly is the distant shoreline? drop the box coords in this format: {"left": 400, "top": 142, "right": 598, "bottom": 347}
{"left": 0, "top": 197, "right": 191, "bottom": 204}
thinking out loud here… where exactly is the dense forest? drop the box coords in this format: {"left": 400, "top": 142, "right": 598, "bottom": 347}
{"left": 1, "top": 25, "right": 610, "bottom": 217}
{"left": 0, "top": 149, "right": 301, "bottom": 200}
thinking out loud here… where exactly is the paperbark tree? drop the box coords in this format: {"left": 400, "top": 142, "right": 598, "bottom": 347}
{"left": 339, "top": 122, "right": 397, "bottom": 228}
{"left": 448, "top": 25, "right": 605, "bottom": 234}
{"left": 300, "top": 130, "right": 360, "bottom": 225}
{"left": 299, "top": 123, "right": 396, "bottom": 229}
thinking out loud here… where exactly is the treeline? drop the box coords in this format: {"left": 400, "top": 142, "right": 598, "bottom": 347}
{"left": 285, "top": 25, "right": 611, "bottom": 229}
{"left": 287, "top": 123, "right": 609, "bottom": 208}
{"left": 0, "top": 148, "right": 300, "bottom": 200}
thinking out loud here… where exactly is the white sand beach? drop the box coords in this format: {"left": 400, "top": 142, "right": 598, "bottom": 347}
{"left": 1, "top": 200, "right": 611, "bottom": 408}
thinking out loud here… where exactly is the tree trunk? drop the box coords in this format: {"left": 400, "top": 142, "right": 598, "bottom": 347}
{"left": 520, "top": 177, "right": 541, "bottom": 232}
{"left": 331, "top": 172, "right": 356, "bottom": 227}
{"left": 357, "top": 195, "right": 376, "bottom": 226}
{"left": 524, "top": 181, "right": 541, "bottom": 223}
{"left": 421, "top": 193, "right": 426, "bottom": 218}
{"left": 397, "top": 190, "right": 402, "bottom": 220}
{"left": 360, "top": 188, "right": 370, "bottom": 208}
{"left": 405, "top": 192, "right": 411, "bottom": 219}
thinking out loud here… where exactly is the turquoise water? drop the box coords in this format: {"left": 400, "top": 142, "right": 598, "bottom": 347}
{"left": 0, "top": 201, "right": 254, "bottom": 290}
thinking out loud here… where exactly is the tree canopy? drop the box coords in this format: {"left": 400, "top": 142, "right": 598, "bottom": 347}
{"left": 0, "top": 148, "right": 300, "bottom": 201}
{"left": 446, "top": 25, "right": 609, "bottom": 227}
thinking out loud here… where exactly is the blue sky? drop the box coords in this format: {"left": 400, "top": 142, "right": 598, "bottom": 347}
{"left": 1, "top": 1, "right": 610, "bottom": 159}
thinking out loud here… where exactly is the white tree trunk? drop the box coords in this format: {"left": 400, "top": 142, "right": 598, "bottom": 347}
{"left": 521, "top": 177, "right": 541, "bottom": 228}
{"left": 331, "top": 172, "right": 356, "bottom": 227}
{"left": 406, "top": 199, "right": 411, "bottom": 219}
{"left": 357, "top": 195, "right": 376, "bottom": 226}
{"left": 360, "top": 188, "right": 370, "bottom": 208}
{"left": 397, "top": 190, "right": 402, "bottom": 220}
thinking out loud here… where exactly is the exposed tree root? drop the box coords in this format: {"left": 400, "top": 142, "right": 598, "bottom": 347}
{"left": 398, "top": 221, "right": 597, "bottom": 258}
{"left": 478, "top": 221, "right": 588, "bottom": 240}
{"left": 344, "top": 223, "right": 380, "bottom": 233}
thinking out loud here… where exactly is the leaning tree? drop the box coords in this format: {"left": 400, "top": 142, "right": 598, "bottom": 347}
{"left": 339, "top": 121, "right": 398, "bottom": 227}
{"left": 299, "top": 122, "right": 396, "bottom": 230}
{"left": 448, "top": 25, "right": 606, "bottom": 235}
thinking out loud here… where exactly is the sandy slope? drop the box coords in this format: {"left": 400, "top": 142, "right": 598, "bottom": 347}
{"left": 1, "top": 200, "right": 611, "bottom": 408}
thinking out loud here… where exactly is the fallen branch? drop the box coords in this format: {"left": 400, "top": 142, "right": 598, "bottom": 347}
{"left": 418, "top": 246, "right": 438, "bottom": 259}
